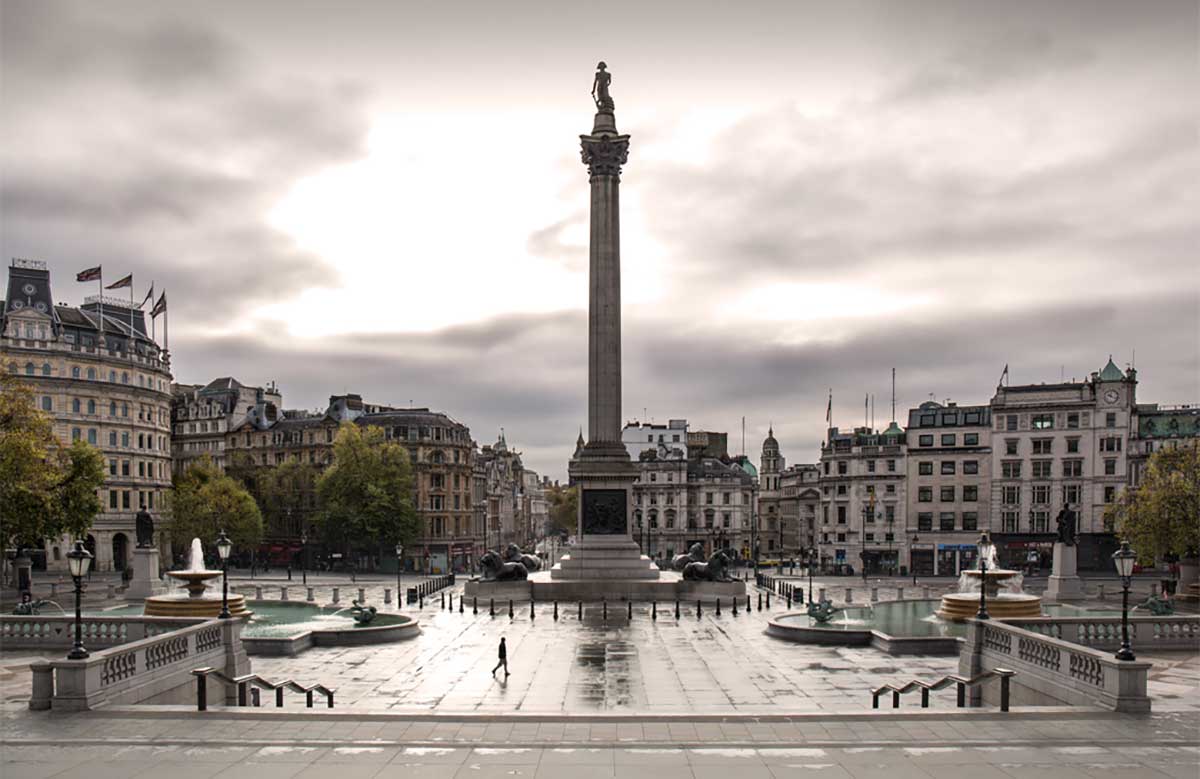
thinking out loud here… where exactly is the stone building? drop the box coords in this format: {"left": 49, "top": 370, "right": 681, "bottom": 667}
{"left": 170, "top": 377, "right": 280, "bottom": 475}
{"left": 1, "top": 259, "right": 173, "bottom": 573}
{"left": 988, "top": 359, "right": 1135, "bottom": 570}
{"left": 1129, "top": 404, "right": 1200, "bottom": 486}
{"left": 817, "top": 422, "right": 907, "bottom": 575}
{"left": 474, "top": 432, "right": 527, "bottom": 553}
{"left": 904, "top": 401, "right": 993, "bottom": 577}
{"left": 778, "top": 463, "right": 821, "bottom": 556}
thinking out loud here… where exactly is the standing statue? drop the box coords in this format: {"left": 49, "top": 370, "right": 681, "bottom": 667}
{"left": 592, "top": 61, "right": 614, "bottom": 111}
{"left": 1055, "top": 505, "right": 1076, "bottom": 546}
{"left": 135, "top": 509, "right": 155, "bottom": 549}
{"left": 503, "top": 544, "right": 542, "bottom": 573}
{"left": 670, "top": 542, "right": 705, "bottom": 572}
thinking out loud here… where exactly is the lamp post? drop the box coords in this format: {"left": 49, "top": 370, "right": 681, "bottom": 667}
{"left": 216, "top": 530, "right": 233, "bottom": 619}
{"left": 911, "top": 534, "right": 919, "bottom": 585}
{"left": 395, "top": 543, "right": 404, "bottom": 610}
{"left": 807, "top": 546, "right": 817, "bottom": 604}
{"left": 1113, "top": 541, "right": 1137, "bottom": 661}
{"left": 66, "top": 540, "right": 93, "bottom": 660}
{"left": 300, "top": 530, "right": 308, "bottom": 586}
{"left": 975, "top": 531, "right": 991, "bottom": 620}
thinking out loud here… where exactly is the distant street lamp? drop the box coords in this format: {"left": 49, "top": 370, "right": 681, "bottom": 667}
{"left": 806, "top": 546, "right": 818, "bottom": 604}
{"left": 300, "top": 530, "right": 308, "bottom": 586}
{"left": 216, "top": 530, "right": 233, "bottom": 620}
{"left": 911, "top": 534, "right": 919, "bottom": 585}
{"left": 66, "top": 540, "right": 93, "bottom": 660}
{"left": 975, "top": 531, "right": 992, "bottom": 621}
{"left": 395, "top": 543, "right": 404, "bottom": 610}
{"left": 1113, "top": 541, "right": 1137, "bottom": 661}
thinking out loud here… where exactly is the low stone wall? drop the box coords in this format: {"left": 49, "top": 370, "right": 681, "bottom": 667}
{"left": 1004, "top": 615, "right": 1199, "bottom": 652}
{"left": 463, "top": 577, "right": 747, "bottom": 603}
{"left": 958, "top": 618, "right": 1151, "bottom": 712}
{"left": 29, "top": 618, "right": 249, "bottom": 711}
{"left": 1, "top": 615, "right": 204, "bottom": 650}
{"left": 241, "top": 612, "right": 420, "bottom": 657}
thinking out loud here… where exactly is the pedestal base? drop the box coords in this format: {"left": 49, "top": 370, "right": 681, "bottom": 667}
{"left": 126, "top": 548, "right": 161, "bottom": 600}
{"left": 464, "top": 570, "right": 745, "bottom": 603}
{"left": 1045, "top": 542, "right": 1085, "bottom": 602}
{"left": 551, "top": 536, "right": 660, "bottom": 580}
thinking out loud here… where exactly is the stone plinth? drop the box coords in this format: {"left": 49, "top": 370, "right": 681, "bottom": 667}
{"left": 1045, "top": 542, "right": 1086, "bottom": 602}
{"left": 464, "top": 571, "right": 745, "bottom": 603}
{"left": 125, "top": 547, "right": 161, "bottom": 600}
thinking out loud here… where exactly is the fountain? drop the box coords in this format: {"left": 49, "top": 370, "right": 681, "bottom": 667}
{"left": 143, "top": 538, "right": 250, "bottom": 618}
{"left": 936, "top": 536, "right": 1042, "bottom": 621}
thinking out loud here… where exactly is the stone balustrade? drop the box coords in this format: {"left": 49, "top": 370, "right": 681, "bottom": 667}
{"left": 959, "top": 617, "right": 1152, "bottom": 712}
{"left": 27, "top": 618, "right": 248, "bottom": 712}
{"left": 1006, "top": 615, "right": 1199, "bottom": 651}
{"left": 1, "top": 615, "right": 204, "bottom": 650}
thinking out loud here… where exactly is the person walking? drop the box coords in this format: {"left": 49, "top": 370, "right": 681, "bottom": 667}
{"left": 491, "top": 636, "right": 509, "bottom": 677}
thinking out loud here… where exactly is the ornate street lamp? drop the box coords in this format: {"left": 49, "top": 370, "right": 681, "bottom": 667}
{"left": 807, "top": 546, "right": 818, "bottom": 604}
{"left": 1112, "top": 541, "right": 1137, "bottom": 661}
{"left": 66, "top": 540, "right": 93, "bottom": 660}
{"left": 395, "top": 542, "right": 404, "bottom": 610}
{"left": 975, "top": 531, "right": 992, "bottom": 620}
{"left": 911, "top": 534, "right": 919, "bottom": 585}
{"left": 300, "top": 530, "right": 308, "bottom": 586}
{"left": 216, "top": 530, "right": 233, "bottom": 619}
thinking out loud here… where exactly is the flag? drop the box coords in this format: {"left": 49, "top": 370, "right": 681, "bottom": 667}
{"left": 998, "top": 364, "right": 1009, "bottom": 386}
{"left": 140, "top": 283, "right": 154, "bottom": 308}
{"left": 105, "top": 274, "right": 133, "bottom": 290}
{"left": 76, "top": 266, "right": 102, "bottom": 282}
{"left": 825, "top": 390, "right": 832, "bottom": 425}
{"left": 150, "top": 291, "right": 167, "bottom": 317}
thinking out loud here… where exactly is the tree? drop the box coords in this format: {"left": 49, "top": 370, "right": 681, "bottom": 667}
{"left": 0, "top": 375, "right": 105, "bottom": 552}
{"left": 315, "top": 423, "right": 419, "bottom": 554}
{"left": 256, "top": 459, "right": 318, "bottom": 538}
{"left": 1106, "top": 443, "right": 1200, "bottom": 562}
{"left": 546, "top": 484, "right": 578, "bottom": 536}
{"left": 166, "top": 456, "right": 264, "bottom": 556}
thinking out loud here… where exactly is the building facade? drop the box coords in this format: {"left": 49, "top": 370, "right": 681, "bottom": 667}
{"left": 988, "top": 359, "right": 1135, "bottom": 570}
{"left": 778, "top": 463, "right": 821, "bottom": 556}
{"left": 171, "top": 377, "right": 280, "bottom": 475}
{"left": 2, "top": 259, "right": 173, "bottom": 573}
{"left": 905, "top": 401, "right": 992, "bottom": 577}
{"left": 817, "top": 423, "right": 907, "bottom": 575}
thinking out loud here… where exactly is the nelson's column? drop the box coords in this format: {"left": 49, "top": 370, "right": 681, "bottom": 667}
{"left": 556, "top": 62, "right": 659, "bottom": 582}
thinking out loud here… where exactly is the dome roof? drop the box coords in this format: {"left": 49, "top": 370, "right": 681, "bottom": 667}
{"left": 762, "top": 425, "right": 779, "bottom": 450}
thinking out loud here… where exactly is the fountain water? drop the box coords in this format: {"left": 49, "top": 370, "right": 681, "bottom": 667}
{"left": 936, "top": 543, "right": 1042, "bottom": 621}
{"left": 143, "top": 537, "right": 250, "bottom": 617}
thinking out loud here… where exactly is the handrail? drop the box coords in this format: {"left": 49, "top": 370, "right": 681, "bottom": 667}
{"left": 871, "top": 668, "right": 1015, "bottom": 712}
{"left": 191, "top": 667, "right": 334, "bottom": 711}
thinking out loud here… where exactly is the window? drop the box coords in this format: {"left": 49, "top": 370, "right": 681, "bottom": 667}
{"left": 1001, "top": 511, "right": 1019, "bottom": 533}
{"left": 939, "top": 512, "right": 955, "bottom": 531}
{"left": 939, "top": 486, "right": 955, "bottom": 502}
{"left": 941, "top": 433, "right": 956, "bottom": 446}
{"left": 918, "top": 487, "right": 933, "bottom": 502}
{"left": 1067, "top": 413, "right": 1079, "bottom": 429}
{"left": 122, "top": 460, "right": 130, "bottom": 476}
{"left": 108, "top": 459, "right": 117, "bottom": 476}
{"left": 837, "top": 461, "right": 847, "bottom": 475}
{"left": 962, "top": 512, "right": 978, "bottom": 531}
{"left": 87, "top": 429, "right": 96, "bottom": 444}
{"left": 918, "top": 461, "right": 933, "bottom": 475}
{"left": 885, "top": 504, "right": 895, "bottom": 521}
{"left": 864, "top": 533, "right": 875, "bottom": 543}
{"left": 963, "top": 460, "right": 978, "bottom": 475}
{"left": 837, "top": 484, "right": 847, "bottom": 495}
{"left": 706, "top": 493, "right": 713, "bottom": 505}
{"left": 1032, "top": 439, "right": 1052, "bottom": 455}
{"left": 72, "top": 366, "right": 80, "bottom": 378}
{"left": 1005, "top": 439, "right": 1018, "bottom": 455}
{"left": 1100, "top": 437, "right": 1122, "bottom": 452}
{"left": 867, "top": 460, "right": 876, "bottom": 473}
{"left": 963, "top": 486, "right": 978, "bottom": 502}
{"left": 1002, "top": 461, "right": 1022, "bottom": 478}
{"left": 87, "top": 399, "right": 95, "bottom": 415}
{"left": 72, "top": 398, "right": 81, "bottom": 413}
{"left": 1066, "top": 438, "right": 1080, "bottom": 453}
{"left": 122, "top": 491, "right": 131, "bottom": 509}
{"left": 887, "top": 459, "right": 896, "bottom": 472}
{"left": 1032, "top": 460, "right": 1053, "bottom": 479}
{"left": 1032, "top": 485, "right": 1050, "bottom": 504}
{"left": 1106, "top": 412, "right": 1116, "bottom": 428}
{"left": 918, "top": 434, "right": 934, "bottom": 447}
{"left": 940, "top": 461, "right": 955, "bottom": 475}
{"left": 71, "top": 427, "right": 81, "bottom": 441}
{"left": 1105, "top": 459, "right": 1117, "bottom": 476}
{"left": 87, "top": 367, "right": 96, "bottom": 380}
{"left": 110, "top": 491, "right": 118, "bottom": 509}
{"left": 920, "top": 413, "right": 935, "bottom": 425}
{"left": 837, "top": 506, "right": 846, "bottom": 524}
{"left": 886, "top": 484, "right": 895, "bottom": 494}
{"left": 722, "top": 512, "right": 731, "bottom": 528}
{"left": 121, "top": 432, "right": 129, "bottom": 447}
{"left": 1032, "top": 414, "right": 1054, "bottom": 429}
{"left": 964, "top": 433, "right": 979, "bottom": 446}
{"left": 1105, "top": 485, "right": 1117, "bottom": 503}
{"left": 917, "top": 512, "right": 933, "bottom": 531}
{"left": 965, "top": 412, "right": 981, "bottom": 424}
{"left": 1063, "top": 459, "right": 1083, "bottom": 477}
{"left": 1063, "top": 483, "right": 1081, "bottom": 505}
{"left": 722, "top": 492, "right": 730, "bottom": 504}
{"left": 1006, "top": 415, "right": 1018, "bottom": 431}
{"left": 41, "top": 396, "right": 52, "bottom": 411}
{"left": 1031, "top": 511, "right": 1048, "bottom": 533}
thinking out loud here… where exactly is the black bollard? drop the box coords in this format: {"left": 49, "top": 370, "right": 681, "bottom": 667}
{"left": 441, "top": 592, "right": 445, "bottom": 609}
{"left": 746, "top": 595, "right": 751, "bottom": 612}
{"left": 508, "top": 599, "right": 514, "bottom": 618}
{"left": 767, "top": 592, "right": 771, "bottom": 609}
{"left": 697, "top": 599, "right": 702, "bottom": 618}
{"left": 531, "top": 600, "right": 535, "bottom": 620}
{"left": 733, "top": 596, "right": 738, "bottom": 616}
{"left": 787, "top": 590, "right": 792, "bottom": 608}
{"left": 490, "top": 598, "right": 495, "bottom": 617}
{"left": 474, "top": 596, "right": 478, "bottom": 615}
{"left": 758, "top": 593, "right": 762, "bottom": 611}
{"left": 716, "top": 598, "right": 721, "bottom": 616}
{"left": 419, "top": 594, "right": 424, "bottom": 609}
{"left": 578, "top": 601, "right": 583, "bottom": 620}
{"left": 675, "top": 600, "right": 681, "bottom": 619}
{"left": 652, "top": 601, "right": 657, "bottom": 620}
{"left": 554, "top": 601, "right": 559, "bottom": 621}
{"left": 603, "top": 599, "right": 608, "bottom": 620}
{"left": 459, "top": 596, "right": 464, "bottom": 613}
{"left": 628, "top": 600, "right": 632, "bottom": 619}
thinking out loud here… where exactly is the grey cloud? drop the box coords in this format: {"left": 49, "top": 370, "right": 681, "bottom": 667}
{"left": 526, "top": 213, "right": 586, "bottom": 271}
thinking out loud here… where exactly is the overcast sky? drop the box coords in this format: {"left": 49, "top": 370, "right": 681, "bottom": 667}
{"left": 3, "top": 0, "right": 1197, "bottom": 479}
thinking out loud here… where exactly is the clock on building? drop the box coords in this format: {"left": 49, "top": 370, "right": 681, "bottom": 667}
{"left": 1103, "top": 389, "right": 1119, "bottom": 404}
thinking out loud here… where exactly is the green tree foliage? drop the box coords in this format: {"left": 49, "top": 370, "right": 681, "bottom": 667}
{"left": 1107, "top": 443, "right": 1200, "bottom": 561}
{"left": 166, "top": 456, "right": 264, "bottom": 553}
{"left": 315, "top": 423, "right": 419, "bottom": 552}
{"left": 546, "top": 484, "right": 578, "bottom": 536}
{"left": 256, "top": 459, "right": 317, "bottom": 535}
{"left": 0, "top": 375, "right": 105, "bottom": 551}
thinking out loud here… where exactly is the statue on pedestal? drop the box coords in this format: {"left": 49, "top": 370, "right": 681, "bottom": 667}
{"left": 682, "top": 550, "right": 735, "bottom": 582}
{"left": 670, "top": 543, "right": 705, "bottom": 572}
{"left": 1055, "top": 506, "right": 1076, "bottom": 546}
{"left": 135, "top": 510, "right": 155, "bottom": 549}
{"left": 480, "top": 551, "right": 528, "bottom": 581}
{"left": 592, "top": 61, "right": 614, "bottom": 111}
{"left": 349, "top": 599, "right": 377, "bottom": 625}
{"left": 807, "top": 598, "right": 840, "bottom": 623}
{"left": 503, "top": 544, "right": 542, "bottom": 573}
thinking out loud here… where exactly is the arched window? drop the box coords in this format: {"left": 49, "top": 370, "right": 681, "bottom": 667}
{"left": 649, "top": 510, "right": 659, "bottom": 529}
{"left": 87, "top": 399, "right": 95, "bottom": 415}
{"left": 704, "top": 509, "right": 715, "bottom": 528}
{"left": 122, "top": 403, "right": 129, "bottom": 417}
{"left": 665, "top": 509, "right": 676, "bottom": 529}
{"left": 42, "top": 396, "right": 52, "bottom": 411}
{"left": 121, "top": 372, "right": 128, "bottom": 384}
{"left": 109, "top": 370, "right": 116, "bottom": 382}
{"left": 87, "top": 367, "right": 96, "bottom": 380}
{"left": 110, "top": 401, "right": 117, "bottom": 416}
{"left": 25, "top": 362, "right": 34, "bottom": 375}
{"left": 41, "top": 363, "right": 51, "bottom": 376}
{"left": 72, "top": 398, "right": 81, "bottom": 413}
{"left": 7, "top": 362, "right": 16, "bottom": 373}
{"left": 72, "top": 366, "right": 80, "bottom": 378}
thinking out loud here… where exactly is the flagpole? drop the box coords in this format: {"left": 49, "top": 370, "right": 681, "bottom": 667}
{"left": 98, "top": 268, "right": 104, "bottom": 336}
{"left": 129, "top": 279, "right": 135, "bottom": 361}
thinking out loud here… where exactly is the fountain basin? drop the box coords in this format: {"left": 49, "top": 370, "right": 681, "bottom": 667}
{"left": 143, "top": 591, "right": 250, "bottom": 618}
{"left": 936, "top": 592, "right": 1042, "bottom": 622}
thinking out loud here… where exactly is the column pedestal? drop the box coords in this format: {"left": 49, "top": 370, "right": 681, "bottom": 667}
{"left": 126, "top": 547, "right": 161, "bottom": 600}
{"left": 1045, "top": 542, "right": 1085, "bottom": 601}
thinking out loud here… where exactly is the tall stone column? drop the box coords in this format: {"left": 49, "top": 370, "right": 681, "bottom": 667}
{"left": 557, "top": 71, "right": 657, "bottom": 582}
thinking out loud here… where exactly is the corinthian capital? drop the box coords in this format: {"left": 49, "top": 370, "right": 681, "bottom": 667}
{"left": 580, "top": 135, "right": 629, "bottom": 180}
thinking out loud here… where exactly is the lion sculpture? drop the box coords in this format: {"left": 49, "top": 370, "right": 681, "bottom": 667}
{"left": 682, "top": 550, "right": 735, "bottom": 582}
{"left": 503, "top": 544, "right": 542, "bottom": 573}
{"left": 480, "top": 550, "right": 529, "bottom": 582}
{"left": 671, "top": 542, "right": 705, "bottom": 572}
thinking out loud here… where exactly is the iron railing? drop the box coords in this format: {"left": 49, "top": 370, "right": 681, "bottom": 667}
{"left": 191, "top": 667, "right": 334, "bottom": 711}
{"left": 871, "top": 668, "right": 1015, "bottom": 711}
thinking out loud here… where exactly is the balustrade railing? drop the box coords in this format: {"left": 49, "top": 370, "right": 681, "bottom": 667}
{"left": 1, "top": 615, "right": 203, "bottom": 649}
{"left": 1005, "top": 615, "right": 1199, "bottom": 651}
